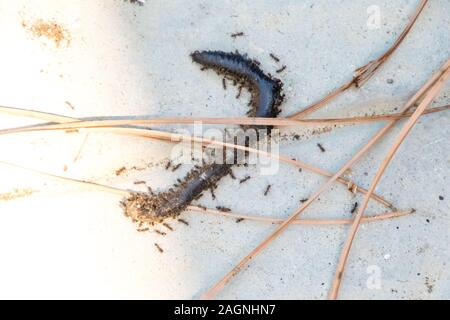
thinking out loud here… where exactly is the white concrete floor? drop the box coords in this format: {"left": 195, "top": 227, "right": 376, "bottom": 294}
{"left": 0, "top": 0, "right": 449, "bottom": 299}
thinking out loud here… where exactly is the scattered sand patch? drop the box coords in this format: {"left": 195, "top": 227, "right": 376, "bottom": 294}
{"left": 22, "top": 18, "right": 71, "bottom": 48}
{"left": 0, "top": 188, "right": 35, "bottom": 201}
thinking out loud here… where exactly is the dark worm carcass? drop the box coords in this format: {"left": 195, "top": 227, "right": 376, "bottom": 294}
{"left": 191, "top": 51, "right": 283, "bottom": 122}
{"left": 121, "top": 50, "right": 284, "bottom": 223}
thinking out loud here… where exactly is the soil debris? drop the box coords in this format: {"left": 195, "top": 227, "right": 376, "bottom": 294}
{"left": 23, "top": 18, "right": 71, "bottom": 47}
{"left": 0, "top": 188, "right": 35, "bottom": 201}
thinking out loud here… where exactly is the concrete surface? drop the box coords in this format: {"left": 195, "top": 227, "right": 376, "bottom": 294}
{"left": 0, "top": 0, "right": 449, "bottom": 299}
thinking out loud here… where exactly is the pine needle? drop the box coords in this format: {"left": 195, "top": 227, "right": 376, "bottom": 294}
{"left": 189, "top": 205, "right": 414, "bottom": 226}
{"left": 200, "top": 56, "right": 449, "bottom": 300}
{"left": 1, "top": 104, "right": 449, "bottom": 130}
{"left": 0, "top": 160, "right": 409, "bottom": 227}
{"left": 328, "top": 59, "right": 450, "bottom": 299}
{"left": 288, "top": 0, "right": 429, "bottom": 119}
{"left": 0, "top": 110, "right": 394, "bottom": 209}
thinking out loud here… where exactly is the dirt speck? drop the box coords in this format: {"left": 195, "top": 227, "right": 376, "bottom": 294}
{"left": 416, "top": 244, "right": 429, "bottom": 255}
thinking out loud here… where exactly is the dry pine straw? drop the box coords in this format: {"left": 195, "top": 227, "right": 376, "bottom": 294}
{"left": 1, "top": 104, "right": 449, "bottom": 129}
{"left": 1, "top": 102, "right": 444, "bottom": 297}
{"left": 0, "top": 108, "right": 404, "bottom": 210}
{"left": 287, "top": 0, "right": 429, "bottom": 119}
{"left": 200, "top": 60, "right": 450, "bottom": 300}
{"left": 0, "top": 159, "right": 412, "bottom": 227}
{"left": 1, "top": 105, "right": 449, "bottom": 215}
{"left": 0, "top": 0, "right": 436, "bottom": 299}
{"left": 200, "top": 0, "right": 435, "bottom": 299}
{"left": 4, "top": 87, "right": 440, "bottom": 298}
{"left": 2, "top": 107, "right": 449, "bottom": 213}
{"left": 328, "top": 59, "right": 450, "bottom": 299}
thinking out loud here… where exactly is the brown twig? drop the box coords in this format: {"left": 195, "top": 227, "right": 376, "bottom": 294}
{"left": 328, "top": 59, "right": 450, "bottom": 300}
{"left": 288, "top": 0, "right": 429, "bottom": 119}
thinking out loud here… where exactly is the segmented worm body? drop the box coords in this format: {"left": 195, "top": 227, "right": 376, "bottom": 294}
{"left": 191, "top": 51, "right": 283, "bottom": 123}
{"left": 122, "top": 51, "right": 284, "bottom": 222}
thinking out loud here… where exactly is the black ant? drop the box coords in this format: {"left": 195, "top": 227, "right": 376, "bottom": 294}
{"left": 239, "top": 176, "right": 251, "bottom": 184}
{"left": 317, "top": 143, "right": 326, "bottom": 153}
{"left": 178, "top": 219, "right": 189, "bottom": 226}
{"left": 154, "top": 243, "right": 164, "bottom": 253}
{"left": 231, "top": 32, "right": 244, "bottom": 38}
{"left": 264, "top": 185, "right": 271, "bottom": 196}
